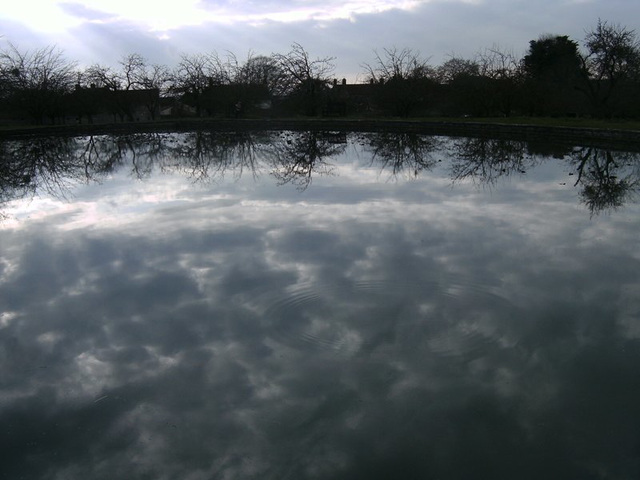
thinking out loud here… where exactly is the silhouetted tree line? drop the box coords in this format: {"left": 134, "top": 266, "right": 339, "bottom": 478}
{"left": 1, "top": 19, "right": 639, "bottom": 124}
{"left": 1, "top": 131, "right": 638, "bottom": 217}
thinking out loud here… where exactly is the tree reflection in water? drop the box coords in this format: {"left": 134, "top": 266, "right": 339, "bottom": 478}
{"left": 364, "top": 132, "right": 441, "bottom": 179}
{"left": 159, "top": 130, "right": 265, "bottom": 183}
{"left": 265, "top": 131, "right": 345, "bottom": 190}
{"left": 448, "top": 136, "right": 640, "bottom": 215}
{"left": 569, "top": 146, "right": 640, "bottom": 215}
{"left": 0, "top": 136, "right": 93, "bottom": 212}
{"left": 450, "top": 137, "right": 538, "bottom": 185}
{"left": 1, "top": 131, "right": 639, "bottom": 218}
{"left": 79, "top": 133, "right": 171, "bottom": 179}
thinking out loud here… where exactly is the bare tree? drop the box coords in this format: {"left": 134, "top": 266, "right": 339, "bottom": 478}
{"left": 361, "top": 47, "right": 436, "bottom": 117}
{"left": 584, "top": 20, "right": 640, "bottom": 83}
{"left": 171, "top": 53, "right": 217, "bottom": 116}
{"left": 209, "top": 51, "right": 238, "bottom": 85}
{"left": 124, "top": 56, "right": 171, "bottom": 118}
{"left": 272, "top": 43, "right": 335, "bottom": 115}
{"left": 172, "top": 50, "right": 255, "bottom": 117}
{"left": 474, "top": 45, "right": 523, "bottom": 116}
{"left": 84, "top": 54, "right": 170, "bottom": 92}
{"left": 362, "top": 47, "right": 433, "bottom": 83}
{"left": 475, "top": 45, "right": 521, "bottom": 80}
{"left": 0, "top": 43, "right": 77, "bottom": 123}
{"left": 83, "top": 64, "right": 121, "bottom": 90}
{"left": 579, "top": 19, "right": 640, "bottom": 117}
{"left": 272, "top": 43, "right": 335, "bottom": 93}
{"left": 119, "top": 53, "right": 147, "bottom": 90}
{"left": 79, "top": 54, "right": 169, "bottom": 122}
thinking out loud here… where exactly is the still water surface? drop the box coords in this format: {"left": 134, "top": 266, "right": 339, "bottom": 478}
{"left": 1, "top": 131, "right": 640, "bottom": 479}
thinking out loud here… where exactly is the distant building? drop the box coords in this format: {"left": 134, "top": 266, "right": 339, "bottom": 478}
{"left": 67, "top": 86, "right": 160, "bottom": 124}
{"left": 201, "top": 83, "right": 272, "bottom": 117}
{"left": 327, "top": 79, "right": 379, "bottom": 116}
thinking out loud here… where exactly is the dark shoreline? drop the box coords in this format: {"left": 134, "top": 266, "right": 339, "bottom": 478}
{"left": 2, "top": 118, "right": 640, "bottom": 150}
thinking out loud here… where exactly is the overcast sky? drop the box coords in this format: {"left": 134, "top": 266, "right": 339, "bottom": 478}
{"left": 2, "top": 0, "right": 639, "bottom": 81}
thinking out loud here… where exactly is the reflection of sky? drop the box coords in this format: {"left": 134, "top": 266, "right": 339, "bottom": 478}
{"left": 1, "top": 136, "right": 640, "bottom": 479}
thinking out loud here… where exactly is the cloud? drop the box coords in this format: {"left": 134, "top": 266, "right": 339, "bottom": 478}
{"left": 196, "top": 0, "right": 426, "bottom": 22}
{"left": 58, "top": 2, "right": 119, "bottom": 22}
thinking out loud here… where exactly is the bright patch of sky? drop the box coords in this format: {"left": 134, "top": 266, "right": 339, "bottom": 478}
{"left": 3, "top": 2, "right": 83, "bottom": 33}
{"left": 4, "top": 0, "right": 425, "bottom": 32}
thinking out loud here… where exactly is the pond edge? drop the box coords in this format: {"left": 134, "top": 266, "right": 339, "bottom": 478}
{"left": 2, "top": 119, "right": 639, "bottom": 151}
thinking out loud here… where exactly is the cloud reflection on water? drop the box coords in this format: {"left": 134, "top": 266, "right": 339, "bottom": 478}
{"left": 1, "top": 132, "right": 639, "bottom": 479}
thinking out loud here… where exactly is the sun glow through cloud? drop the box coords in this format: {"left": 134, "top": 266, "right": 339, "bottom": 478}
{"left": 3, "top": 2, "right": 83, "bottom": 33}
{"left": 4, "top": 0, "right": 426, "bottom": 33}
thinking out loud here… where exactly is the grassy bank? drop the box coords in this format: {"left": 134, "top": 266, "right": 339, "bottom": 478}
{"left": 445, "top": 116, "right": 640, "bottom": 131}
{"left": 3, "top": 115, "right": 640, "bottom": 132}
{"left": 3, "top": 115, "right": 640, "bottom": 127}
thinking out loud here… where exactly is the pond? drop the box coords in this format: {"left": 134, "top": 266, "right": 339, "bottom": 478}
{"left": 1, "top": 130, "right": 640, "bottom": 479}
